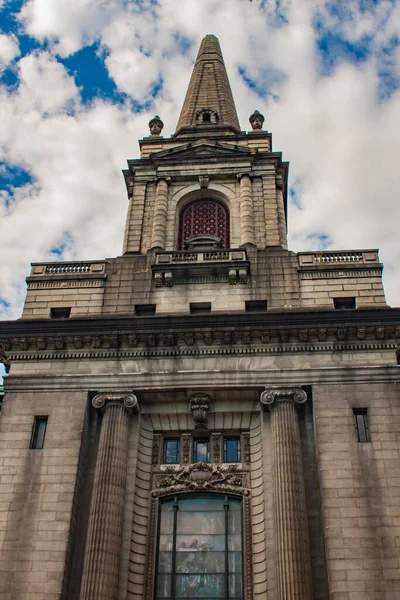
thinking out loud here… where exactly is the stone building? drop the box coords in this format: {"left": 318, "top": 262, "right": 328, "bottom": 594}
{"left": 1, "top": 34, "right": 400, "bottom": 600}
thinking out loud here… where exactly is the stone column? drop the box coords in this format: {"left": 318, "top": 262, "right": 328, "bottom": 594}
{"left": 260, "top": 387, "right": 312, "bottom": 600}
{"left": 151, "top": 178, "right": 169, "bottom": 249}
{"left": 238, "top": 173, "right": 255, "bottom": 246}
{"left": 276, "top": 175, "right": 288, "bottom": 249}
{"left": 80, "top": 393, "right": 139, "bottom": 600}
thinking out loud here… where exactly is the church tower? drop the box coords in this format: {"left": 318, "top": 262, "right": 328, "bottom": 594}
{"left": 1, "top": 34, "right": 400, "bottom": 600}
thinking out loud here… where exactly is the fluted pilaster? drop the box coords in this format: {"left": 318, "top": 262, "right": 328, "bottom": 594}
{"left": 260, "top": 388, "right": 312, "bottom": 600}
{"left": 80, "top": 393, "right": 139, "bottom": 600}
{"left": 239, "top": 173, "right": 255, "bottom": 246}
{"left": 151, "top": 178, "right": 169, "bottom": 249}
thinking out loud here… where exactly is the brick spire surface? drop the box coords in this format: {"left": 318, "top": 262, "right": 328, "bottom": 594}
{"left": 175, "top": 34, "right": 241, "bottom": 135}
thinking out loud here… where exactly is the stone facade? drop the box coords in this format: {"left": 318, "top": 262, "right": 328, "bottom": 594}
{"left": 1, "top": 34, "right": 400, "bottom": 600}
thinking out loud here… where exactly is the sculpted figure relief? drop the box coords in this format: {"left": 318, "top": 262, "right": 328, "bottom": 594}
{"left": 148, "top": 115, "right": 164, "bottom": 135}
{"left": 249, "top": 109, "right": 265, "bottom": 130}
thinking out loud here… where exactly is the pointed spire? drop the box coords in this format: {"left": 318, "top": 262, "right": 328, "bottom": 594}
{"left": 175, "top": 34, "right": 240, "bottom": 135}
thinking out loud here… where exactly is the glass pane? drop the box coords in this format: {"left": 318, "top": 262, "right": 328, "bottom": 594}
{"left": 158, "top": 552, "right": 172, "bottom": 573}
{"left": 164, "top": 439, "right": 180, "bottom": 464}
{"left": 228, "top": 509, "right": 241, "bottom": 534}
{"left": 177, "top": 511, "right": 224, "bottom": 534}
{"left": 157, "top": 574, "right": 171, "bottom": 598}
{"left": 179, "top": 497, "right": 224, "bottom": 512}
{"left": 159, "top": 534, "right": 173, "bottom": 551}
{"left": 175, "top": 574, "right": 225, "bottom": 598}
{"left": 194, "top": 440, "right": 209, "bottom": 462}
{"left": 160, "top": 505, "right": 174, "bottom": 534}
{"left": 224, "top": 438, "right": 240, "bottom": 462}
{"left": 176, "top": 534, "right": 225, "bottom": 552}
{"left": 228, "top": 552, "right": 242, "bottom": 573}
{"left": 176, "top": 551, "right": 225, "bottom": 573}
{"left": 35, "top": 419, "right": 47, "bottom": 449}
{"left": 228, "top": 535, "right": 242, "bottom": 551}
{"left": 229, "top": 574, "right": 243, "bottom": 598}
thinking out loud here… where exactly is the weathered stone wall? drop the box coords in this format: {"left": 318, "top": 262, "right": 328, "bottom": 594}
{"left": 0, "top": 389, "right": 87, "bottom": 600}
{"left": 314, "top": 381, "right": 400, "bottom": 599}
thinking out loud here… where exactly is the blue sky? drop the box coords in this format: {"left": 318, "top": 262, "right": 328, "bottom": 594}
{"left": 1, "top": 0, "right": 400, "bottom": 342}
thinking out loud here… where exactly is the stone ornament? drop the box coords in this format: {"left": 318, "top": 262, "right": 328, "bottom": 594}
{"left": 0, "top": 349, "right": 10, "bottom": 373}
{"left": 189, "top": 393, "right": 212, "bottom": 429}
{"left": 92, "top": 392, "right": 139, "bottom": 412}
{"left": 260, "top": 387, "right": 307, "bottom": 407}
{"left": 249, "top": 109, "right": 265, "bottom": 130}
{"left": 152, "top": 462, "right": 250, "bottom": 497}
{"left": 148, "top": 115, "right": 164, "bottom": 135}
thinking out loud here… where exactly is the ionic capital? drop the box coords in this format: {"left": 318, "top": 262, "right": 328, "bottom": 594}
{"left": 237, "top": 172, "right": 253, "bottom": 182}
{"left": 92, "top": 392, "right": 139, "bottom": 413}
{"left": 260, "top": 387, "right": 307, "bottom": 409}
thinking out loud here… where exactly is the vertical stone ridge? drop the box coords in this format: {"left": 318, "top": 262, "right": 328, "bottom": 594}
{"left": 175, "top": 34, "right": 240, "bottom": 134}
{"left": 127, "top": 416, "right": 153, "bottom": 599}
{"left": 261, "top": 389, "right": 313, "bottom": 600}
{"left": 151, "top": 179, "right": 169, "bottom": 249}
{"left": 249, "top": 412, "right": 268, "bottom": 596}
{"left": 80, "top": 394, "right": 138, "bottom": 600}
{"left": 239, "top": 174, "right": 255, "bottom": 246}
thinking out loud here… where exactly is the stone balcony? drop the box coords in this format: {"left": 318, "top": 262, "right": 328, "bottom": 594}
{"left": 298, "top": 250, "right": 382, "bottom": 270}
{"left": 151, "top": 248, "right": 250, "bottom": 286}
{"left": 27, "top": 261, "right": 107, "bottom": 282}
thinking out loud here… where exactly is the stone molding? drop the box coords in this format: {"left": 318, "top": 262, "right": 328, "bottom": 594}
{"left": 260, "top": 387, "right": 307, "bottom": 407}
{"left": 92, "top": 392, "right": 139, "bottom": 413}
{"left": 3, "top": 324, "right": 399, "bottom": 360}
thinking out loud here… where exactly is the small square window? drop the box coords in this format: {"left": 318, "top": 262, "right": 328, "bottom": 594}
{"left": 224, "top": 438, "right": 241, "bottom": 463}
{"left": 353, "top": 409, "right": 370, "bottom": 443}
{"left": 245, "top": 300, "right": 268, "bottom": 313}
{"left": 334, "top": 297, "right": 356, "bottom": 310}
{"left": 50, "top": 307, "right": 71, "bottom": 319}
{"left": 30, "top": 417, "right": 48, "bottom": 449}
{"left": 163, "top": 439, "right": 180, "bottom": 464}
{"left": 193, "top": 439, "right": 209, "bottom": 463}
{"left": 190, "top": 302, "right": 211, "bottom": 315}
{"left": 135, "top": 304, "right": 156, "bottom": 316}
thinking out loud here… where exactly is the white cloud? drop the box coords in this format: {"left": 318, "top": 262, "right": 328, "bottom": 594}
{"left": 0, "top": 33, "right": 20, "bottom": 71}
{"left": 1, "top": 0, "right": 400, "bottom": 321}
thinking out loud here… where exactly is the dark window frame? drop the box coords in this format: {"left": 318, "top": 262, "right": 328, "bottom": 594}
{"left": 156, "top": 494, "right": 244, "bottom": 600}
{"left": 353, "top": 409, "right": 371, "bottom": 443}
{"left": 334, "top": 297, "right": 356, "bottom": 310}
{"left": 224, "top": 437, "right": 241, "bottom": 463}
{"left": 190, "top": 302, "right": 211, "bottom": 315}
{"left": 50, "top": 307, "right": 71, "bottom": 319}
{"left": 30, "top": 416, "right": 48, "bottom": 449}
{"left": 134, "top": 304, "right": 156, "bottom": 316}
{"left": 245, "top": 300, "right": 268, "bottom": 313}
{"left": 163, "top": 438, "right": 181, "bottom": 464}
{"left": 193, "top": 438, "right": 210, "bottom": 463}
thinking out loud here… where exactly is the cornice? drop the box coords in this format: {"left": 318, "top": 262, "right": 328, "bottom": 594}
{"left": 4, "top": 365, "right": 400, "bottom": 393}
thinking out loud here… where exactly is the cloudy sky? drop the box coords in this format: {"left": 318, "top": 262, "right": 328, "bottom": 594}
{"left": 1, "top": 0, "right": 400, "bottom": 326}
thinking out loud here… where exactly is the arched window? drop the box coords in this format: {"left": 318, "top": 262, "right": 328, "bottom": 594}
{"left": 156, "top": 495, "right": 243, "bottom": 599}
{"left": 179, "top": 200, "right": 230, "bottom": 249}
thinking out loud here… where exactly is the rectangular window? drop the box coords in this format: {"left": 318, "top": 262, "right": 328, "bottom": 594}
{"left": 190, "top": 302, "right": 211, "bottom": 315}
{"left": 193, "top": 439, "right": 210, "bottom": 463}
{"left": 354, "top": 409, "right": 370, "bottom": 443}
{"left": 30, "top": 417, "right": 48, "bottom": 449}
{"left": 334, "top": 297, "right": 356, "bottom": 310}
{"left": 50, "top": 307, "right": 71, "bottom": 319}
{"left": 163, "top": 439, "right": 180, "bottom": 464}
{"left": 224, "top": 437, "right": 241, "bottom": 463}
{"left": 245, "top": 300, "right": 268, "bottom": 313}
{"left": 135, "top": 304, "right": 156, "bottom": 316}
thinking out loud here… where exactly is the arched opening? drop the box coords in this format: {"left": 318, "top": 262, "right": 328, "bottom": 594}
{"left": 179, "top": 199, "right": 230, "bottom": 249}
{"left": 156, "top": 494, "right": 243, "bottom": 599}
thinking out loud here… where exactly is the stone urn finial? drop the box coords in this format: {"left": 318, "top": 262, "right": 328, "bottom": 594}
{"left": 249, "top": 109, "right": 265, "bottom": 130}
{"left": 149, "top": 115, "right": 164, "bottom": 136}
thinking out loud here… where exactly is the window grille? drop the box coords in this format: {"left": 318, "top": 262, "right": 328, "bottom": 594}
{"left": 179, "top": 200, "right": 229, "bottom": 249}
